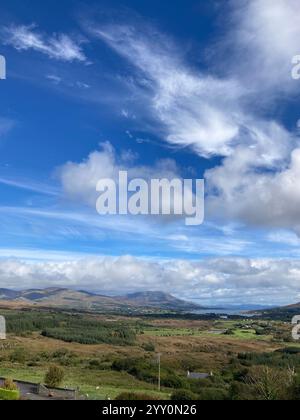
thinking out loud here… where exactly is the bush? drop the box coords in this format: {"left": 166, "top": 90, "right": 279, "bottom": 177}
{"left": 3, "top": 378, "right": 18, "bottom": 391}
{"left": 112, "top": 358, "right": 157, "bottom": 383}
{"left": 276, "top": 347, "right": 300, "bottom": 355}
{"left": 142, "top": 342, "right": 156, "bottom": 352}
{"left": 0, "top": 388, "right": 20, "bottom": 400}
{"left": 288, "top": 377, "right": 300, "bottom": 400}
{"left": 116, "top": 392, "right": 160, "bottom": 400}
{"left": 229, "top": 381, "right": 255, "bottom": 400}
{"left": 161, "top": 374, "right": 186, "bottom": 389}
{"left": 171, "top": 390, "right": 198, "bottom": 401}
{"left": 112, "top": 357, "right": 186, "bottom": 389}
{"left": 88, "top": 359, "right": 104, "bottom": 369}
{"left": 51, "top": 349, "right": 78, "bottom": 366}
{"left": 197, "top": 387, "right": 228, "bottom": 400}
{"left": 44, "top": 365, "right": 65, "bottom": 388}
{"left": 10, "top": 348, "right": 26, "bottom": 364}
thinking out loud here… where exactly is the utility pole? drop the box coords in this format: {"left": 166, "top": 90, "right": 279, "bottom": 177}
{"left": 157, "top": 353, "right": 162, "bottom": 392}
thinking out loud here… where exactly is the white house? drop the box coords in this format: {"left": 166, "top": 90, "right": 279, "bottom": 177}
{"left": 0, "top": 316, "right": 6, "bottom": 340}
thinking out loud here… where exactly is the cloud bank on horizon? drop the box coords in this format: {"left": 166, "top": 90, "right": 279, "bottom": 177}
{"left": 1, "top": 255, "right": 300, "bottom": 306}
{"left": 1, "top": 0, "right": 300, "bottom": 304}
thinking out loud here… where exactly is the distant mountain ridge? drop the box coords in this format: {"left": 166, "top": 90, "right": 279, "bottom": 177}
{"left": 258, "top": 301, "right": 300, "bottom": 312}
{"left": 282, "top": 302, "right": 300, "bottom": 310}
{"left": 124, "top": 291, "right": 202, "bottom": 311}
{"left": 0, "top": 287, "right": 204, "bottom": 313}
{"left": 248, "top": 301, "right": 300, "bottom": 318}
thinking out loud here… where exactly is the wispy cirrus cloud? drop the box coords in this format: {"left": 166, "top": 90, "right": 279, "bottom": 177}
{"left": 0, "top": 203, "right": 262, "bottom": 259}
{"left": 267, "top": 230, "right": 300, "bottom": 247}
{"left": 91, "top": 23, "right": 243, "bottom": 157}
{"left": 2, "top": 24, "right": 87, "bottom": 62}
{"left": 88, "top": 19, "right": 295, "bottom": 162}
{"left": 0, "top": 176, "right": 59, "bottom": 196}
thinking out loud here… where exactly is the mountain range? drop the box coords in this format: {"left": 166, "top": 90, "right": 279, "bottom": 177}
{"left": 0, "top": 288, "right": 204, "bottom": 313}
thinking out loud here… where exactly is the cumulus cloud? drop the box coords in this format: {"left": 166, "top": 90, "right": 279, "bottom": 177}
{"left": 0, "top": 255, "right": 300, "bottom": 305}
{"left": 227, "top": 0, "right": 300, "bottom": 94}
{"left": 2, "top": 24, "right": 86, "bottom": 62}
{"left": 59, "top": 141, "right": 183, "bottom": 208}
{"left": 203, "top": 0, "right": 300, "bottom": 233}
{"left": 206, "top": 146, "right": 300, "bottom": 231}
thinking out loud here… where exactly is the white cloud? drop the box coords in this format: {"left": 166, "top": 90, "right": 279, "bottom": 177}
{"left": 0, "top": 177, "right": 59, "bottom": 196}
{"left": 0, "top": 255, "right": 299, "bottom": 305}
{"left": 90, "top": 17, "right": 298, "bottom": 160}
{"left": 59, "top": 141, "right": 182, "bottom": 207}
{"left": 206, "top": 146, "right": 300, "bottom": 231}
{"left": 92, "top": 24, "right": 244, "bottom": 157}
{"left": 93, "top": 12, "right": 300, "bottom": 232}
{"left": 46, "top": 74, "right": 62, "bottom": 85}
{"left": 3, "top": 24, "right": 86, "bottom": 62}
{"left": 267, "top": 231, "right": 300, "bottom": 247}
{"left": 0, "top": 248, "right": 91, "bottom": 262}
{"left": 202, "top": 0, "right": 300, "bottom": 233}
{"left": 0, "top": 204, "right": 257, "bottom": 258}
{"left": 76, "top": 81, "right": 90, "bottom": 89}
{"left": 227, "top": 0, "right": 300, "bottom": 94}
{"left": 83, "top": 19, "right": 300, "bottom": 232}
{"left": 84, "top": 5, "right": 300, "bottom": 233}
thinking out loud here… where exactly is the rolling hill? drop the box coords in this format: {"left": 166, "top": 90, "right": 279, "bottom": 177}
{"left": 0, "top": 287, "right": 204, "bottom": 313}
{"left": 249, "top": 301, "right": 300, "bottom": 320}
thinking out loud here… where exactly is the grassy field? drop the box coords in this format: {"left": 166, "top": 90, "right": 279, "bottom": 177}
{"left": 0, "top": 365, "right": 170, "bottom": 400}
{"left": 143, "top": 327, "right": 204, "bottom": 336}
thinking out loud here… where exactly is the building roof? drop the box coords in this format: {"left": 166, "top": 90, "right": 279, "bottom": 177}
{"left": 187, "top": 372, "right": 211, "bottom": 380}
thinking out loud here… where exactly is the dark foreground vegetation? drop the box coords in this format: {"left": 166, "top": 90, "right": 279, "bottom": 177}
{"left": 111, "top": 348, "right": 300, "bottom": 400}
{"left": 5, "top": 310, "right": 136, "bottom": 345}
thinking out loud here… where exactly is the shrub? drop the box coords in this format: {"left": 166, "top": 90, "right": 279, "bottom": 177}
{"left": 289, "top": 376, "right": 300, "bottom": 400}
{"left": 112, "top": 358, "right": 157, "bottom": 383}
{"left": 142, "top": 342, "right": 156, "bottom": 352}
{"left": 116, "top": 392, "right": 160, "bottom": 400}
{"left": 0, "top": 388, "right": 20, "bottom": 400}
{"left": 161, "top": 374, "right": 186, "bottom": 389}
{"left": 88, "top": 359, "right": 103, "bottom": 369}
{"left": 245, "top": 366, "right": 291, "bottom": 400}
{"left": 44, "top": 365, "right": 65, "bottom": 388}
{"left": 112, "top": 357, "right": 186, "bottom": 389}
{"left": 229, "top": 381, "right": 255, "bottom": 400}
{"left": 197, "top": 387, "right": 228, "bottom": 400}
{"left": 3, "top": 378, "right": 18, "bottom": 391}
{"left": 10, "top": 348, "right": 26, "bottom": 364}
{"left": 51, "top": 349, "right": 78, "bottom": 366}
{"left": 171, "top": 390, "right": 198, "bottom": 401}
{"left": 276, "top": 347, "right": 300, "bottom": 355}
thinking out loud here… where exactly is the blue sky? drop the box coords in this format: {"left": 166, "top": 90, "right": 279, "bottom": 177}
{"left": 1, "top": 0, "right": 300, "bottom": 305}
